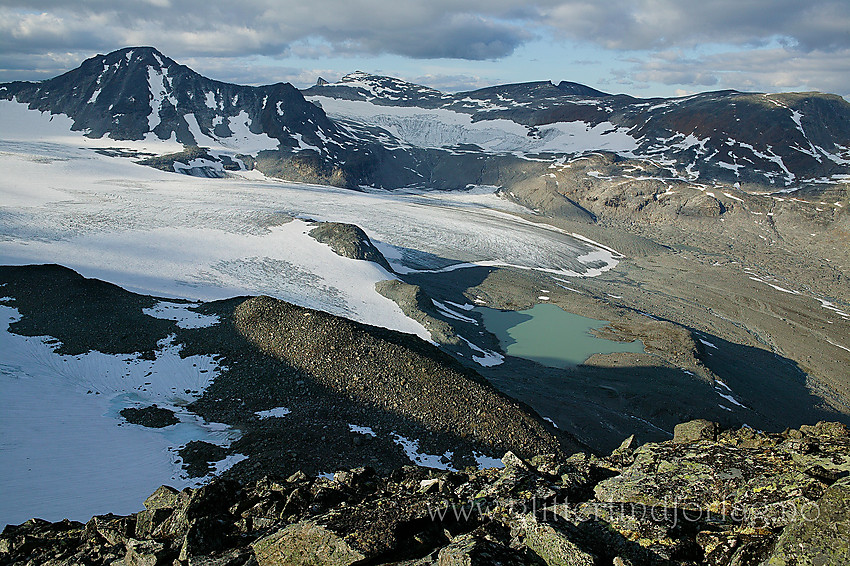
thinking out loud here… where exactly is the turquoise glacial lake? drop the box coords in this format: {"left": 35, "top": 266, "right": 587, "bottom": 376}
{"left": 476, "top": 303, "right": 643, "bottom": 368}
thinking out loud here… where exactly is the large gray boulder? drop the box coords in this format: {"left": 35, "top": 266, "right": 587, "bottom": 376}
{"left": 762, "top": 476, "right": 850, "bottom": 566}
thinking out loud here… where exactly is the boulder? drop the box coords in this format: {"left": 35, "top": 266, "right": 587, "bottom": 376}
{"left": 134, "top": 508, "right": 171, "bottom": 539}
{"left": 437, "top": 532, "right": 528, "bottom": 565}
{"left": 124, "top": 538, "right": 170, "bottom": 566}
{"left": 763, "top": 476, "right": 850, "bottom": 565}
{"left": 144, "top": 485, "right": 181, "bottom": 510}
{"left": 120, "top": 405, "right": 179, "bottom": 428}
{"left": 252, "top": 520, "right": 366, "bottom": 566}
{"left": 84, "top": 514, "right": 135, "bottom": 547}
{"left": 518, "top": 520, "right": 594, "bottom": 566}
{"left": 673, "top": 419, "right": 718, "bottom": 443}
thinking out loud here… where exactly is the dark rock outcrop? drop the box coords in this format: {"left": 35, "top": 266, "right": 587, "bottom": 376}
{"left": 374, "top": 279, "right": 461, "bottom": 346}
{"left": 119, "top": 405, "right": 179, "bottom": 428}
{"left": 308, "top": 222, "right": 393, "bottom": 272}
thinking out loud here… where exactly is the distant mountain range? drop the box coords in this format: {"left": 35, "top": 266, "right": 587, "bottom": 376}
{"left": 2, "top": 46, "right": 849, "bottom": 193}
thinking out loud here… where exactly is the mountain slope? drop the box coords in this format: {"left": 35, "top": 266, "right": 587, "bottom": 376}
{"left": 308, "top": 72, "right": 850, "bottom": 191}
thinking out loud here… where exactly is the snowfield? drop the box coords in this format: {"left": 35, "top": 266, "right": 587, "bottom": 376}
{"left": 0, "top": 304, "right": 241, "bottom": 527}
{"left": 0, "top": 100, "right": 620, "bottom": 318}
{"left": 309, "top": 96, "right": 639, "bottom": 154}
{"left": 0, "top": 99, "right": 621, "bottom": 527}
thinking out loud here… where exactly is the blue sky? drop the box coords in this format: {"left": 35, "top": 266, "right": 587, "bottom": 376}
{"left": 2, "top": 1, "right": 849, "bottom": 99}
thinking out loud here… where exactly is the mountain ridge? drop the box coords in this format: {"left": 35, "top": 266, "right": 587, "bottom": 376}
{"left": 2, "top": 46, "right": 849, "bottom": 193}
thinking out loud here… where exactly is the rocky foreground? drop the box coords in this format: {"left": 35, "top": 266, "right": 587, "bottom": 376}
{"left": 3, "top": 420, "right": 849, "bottom": 566}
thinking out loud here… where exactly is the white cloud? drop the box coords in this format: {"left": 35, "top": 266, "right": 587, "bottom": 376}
{"left": 542, "top": 0, "right": 850, "bottom": 52}
{"left": 1, "top": 1, "right": 849, "bottom": 97}
{"left": 624, "top": 46, "right": 850, "bottom": 97}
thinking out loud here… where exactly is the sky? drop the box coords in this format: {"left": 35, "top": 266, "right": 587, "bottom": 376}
{"left": 1, "top": 0, "right": 849, "bottom": 99}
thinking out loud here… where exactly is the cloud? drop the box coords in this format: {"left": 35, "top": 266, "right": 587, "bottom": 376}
{"left": 3, "top": 0, "right": 849, "bottom": 58}
{"left": 622, "top": 46, "right": 850, "bottom": 97}
{"left": 0, "top": 1, "right": 532, "bottom": 61}
{"left": 1, "top": 0, "right": 848, "bottom": 97}
{"left": 541, "top": 0, "right": 850, "bottom": 52}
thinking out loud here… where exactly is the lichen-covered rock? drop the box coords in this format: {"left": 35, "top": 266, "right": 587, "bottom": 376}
{"left": 437, "top": 531, "right": 529, "bottom": 565}
{"left": 475, "top": 452, "right": 560, "bottom": 502}
{"left": 124, "top": 538, "right": 171, "bottom": 566}
{"left": 593, "top": 425, "right": 850, "bottom": 530}
{"left": 252, "top": 520, "right": 366, "bottom": 566}
{"left": 134, "top": 508, "right": 171, "bottom": 539}
{"left": 0, "top": 518, "right": 84, "bottom": 562}
{"left": 4, "top": 422, "right": 850, "bottom": 566}
{"left": 509, "top": 513, "right": 596, "bottom": 566}
{"left": 143, "top": 485, "right": 181, "bottom": 510}
{"left": 798, "top": 421, "right": 849, "bottom": 440}
{"left": 84, "top": 513, "right": 135, "bottom": 547}
{"left": 762, "top": 476, "right": 850, "bottom": 566}
{"left": 673, "top": 419, "right": 718, "bottom": 443}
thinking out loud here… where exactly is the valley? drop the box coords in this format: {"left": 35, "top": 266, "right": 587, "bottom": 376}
{"left": 1, "top": 47, "right": 849, "bottom": 535}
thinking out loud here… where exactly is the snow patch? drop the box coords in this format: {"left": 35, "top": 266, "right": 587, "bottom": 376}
{"left": 0, "top": 305, "right": 238, "bottom": 527}
{"left": 432, "top": 300, "right": 477, "bottom": 323}
{"left": 143, "top": 301, "right": 220, "bottom": 329}
{"left": 348, "top": 424, "right": 377, "bottom": 437}
{"left": 392, "top": 433, "right": 453, "bottom": 469}
{"left": 254, "top": 407, "right": 292, "bottom": 419}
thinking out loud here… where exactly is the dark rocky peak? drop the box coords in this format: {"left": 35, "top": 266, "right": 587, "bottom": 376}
{"left": 556, "top": 80, "right": 610, "bottom": 97}
{"left": 102, "top": 46, "right": 178, "bottom": 72}
{"left": 62, "top": 47, "right": 185, "bottom": 99}
{"left": 459, "top": 80, "right": 564, "bottom": 101}
{"left": 449, "top": 80, "right": 613, "bottom": 117}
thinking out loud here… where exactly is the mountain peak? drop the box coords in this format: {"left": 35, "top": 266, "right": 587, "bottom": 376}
{"left": 305, "top": 71, "right": 446, "bottom": 105}
{"left": 556, "top": 81, "right": 609, "bottom": 97}
{"left": 338, "top": 71, "right": 441, "bottom": 93}
{"left": 106, "top": 46, "right": 176, "bottom": 70}
{"left": 73, "top": 46, "right": 179, "bottom": 81}
{"left": 340, "top": 70, "right": 373, "bottom": 82}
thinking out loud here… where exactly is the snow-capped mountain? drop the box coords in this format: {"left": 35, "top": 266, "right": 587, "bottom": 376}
{"left": 307, "top": 72, "right": 850, "bottom": 190}
{"left": 0, "top": 47, "right": 344, "bottom": 153}
{"left": 0, "top": 47, "right": 380, "bottom": 185}
{"left": 2, "top": 47, "right": 849, "bottom": 192}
